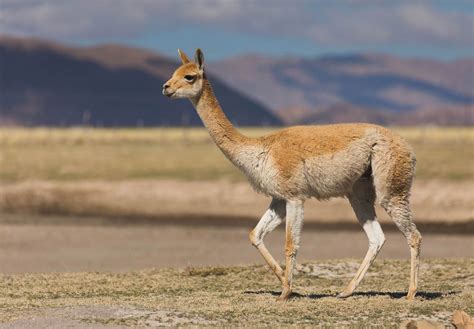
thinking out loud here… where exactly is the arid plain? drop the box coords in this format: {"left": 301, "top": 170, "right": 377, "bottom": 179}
{"left": 0, "top": 127, "right": 472, "bottom": 327}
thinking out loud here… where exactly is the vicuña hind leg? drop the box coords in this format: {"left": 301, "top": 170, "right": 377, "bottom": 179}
{"left": 249, "top": 198, "right": 286, "bottom": 283}
{"left": 339, "top": 178, "right": 385, "bottom": 298}
{"left": 383, "top": 198, "right": 421, "bottom": 300}
{"left": 279, "top": 199, "right": 304, "bottom": 301}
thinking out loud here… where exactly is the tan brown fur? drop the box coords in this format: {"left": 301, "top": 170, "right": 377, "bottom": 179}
{"left": 167, "top": 63, "right": 204, "bottom": 93}
{"left": 195, "top": 79, "right": 249, "bottom": 146}
{"left": 163, "top": 49, "right": 421, "bottom": 301}
{"left": 260, "top": 124, "right": 369, "bottom": 182}
{"left": 374, "top": 126, "right": 416, "bottom": 202}
{"left": 178, "top": 49, "right": 191, "bottom": 63}
{"left": 258, "top": 124, "right": 378, "bottom": 199}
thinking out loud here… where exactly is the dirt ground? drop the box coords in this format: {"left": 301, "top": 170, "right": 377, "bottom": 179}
{"left": 1, "top": 259, "right": 472, "bottom": 327}
{"left": 0, "top": 177, "right": 472, "bottom": 327}
{"left": 0, "top": 214, "right": 472, "bottom": 327}
{"left": 0, "top": 213, "right": 472, "bottom": 274}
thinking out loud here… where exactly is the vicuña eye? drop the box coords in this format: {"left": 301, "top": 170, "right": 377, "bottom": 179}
{"left": 184, "top": 75, "right": 196, "bottom": 81}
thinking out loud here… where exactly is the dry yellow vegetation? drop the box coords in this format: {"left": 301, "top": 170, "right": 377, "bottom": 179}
{"left": 0, "top": 259, "right": 472, "bottom": 327}
{"left": 0, "top": 126, "right": 472, "bottom": 181}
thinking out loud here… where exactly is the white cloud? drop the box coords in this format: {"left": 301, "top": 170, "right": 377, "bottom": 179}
{"left": 0, "top": 0, "right": 472, "bottom": 48}
{"left": 397, "top": 3, "right": 472, "bottom": 44}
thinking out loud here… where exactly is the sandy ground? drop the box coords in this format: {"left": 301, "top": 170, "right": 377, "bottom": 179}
{"left": 0, "top": 305, "right": 212, "bottom": 328}
{"left": 0, "top": 214, "right": 472, "bottom": 274}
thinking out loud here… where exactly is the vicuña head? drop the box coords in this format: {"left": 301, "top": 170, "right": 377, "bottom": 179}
{"left": 163, "top": 49, "right": 205, "bottom": 99}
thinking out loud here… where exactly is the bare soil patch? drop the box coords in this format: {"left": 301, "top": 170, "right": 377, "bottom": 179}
{"left": 0, "top": 215, "right": 472, "bottom": 274}
{"left": 0, "top": 305, "right": 213, "bottom": 328}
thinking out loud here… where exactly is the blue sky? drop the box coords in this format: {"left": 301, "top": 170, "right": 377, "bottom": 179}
{"left": 1, "top": 0, "right": 473, "bottom": 61}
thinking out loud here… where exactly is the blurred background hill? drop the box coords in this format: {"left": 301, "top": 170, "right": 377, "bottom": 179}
{"left": 212, "top": 54, "right": 474, "bottom": 125}
{"left": 1, "top": 35, "right": 472, "bottom": 127}
{"left": 0, "top": 36, "right": 281, "bottom": 126}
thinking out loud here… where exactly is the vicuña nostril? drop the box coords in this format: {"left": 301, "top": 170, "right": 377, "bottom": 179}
{"left": 163, "top": 84, "right": 170, "bottom": 89}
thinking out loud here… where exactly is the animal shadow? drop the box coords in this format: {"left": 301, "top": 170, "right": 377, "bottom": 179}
{"left": 350, "top": 291, "right": 457, "bottom": 300}
{"left": 244, "top": 290, "right": 457, "bottom": 300}
{"left": 244, "top": 290, "right": 332, "bottom": 299}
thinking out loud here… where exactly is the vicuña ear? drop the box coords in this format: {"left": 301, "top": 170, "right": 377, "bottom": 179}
{"left": 177, "top": 49, "right": 190, "bottom": 64}
{"left": 195, "top": 48, "right": 204, "bottom": 71}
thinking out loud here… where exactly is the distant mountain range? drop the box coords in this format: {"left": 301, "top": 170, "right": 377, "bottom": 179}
{"left": 0, "top": 36, "right": 281, "bottom": 126}
{"left": 0, "top": 36, "right": 472, "bottom": 126}
{"left": 211, "top": 54, "right": 474, "bottom": 125}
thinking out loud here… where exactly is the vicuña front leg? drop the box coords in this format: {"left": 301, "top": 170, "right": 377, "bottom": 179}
{"left": 249, "top": 198, "right": 286, "bottom": 283}
{"left": 279, "top": 199, "right": 304, "bottom": 301}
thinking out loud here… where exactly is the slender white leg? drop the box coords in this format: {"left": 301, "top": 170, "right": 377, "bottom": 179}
{"left": 249, "top": 198, "right": 286, "bottom": 282}
{"left": 338, "top": 219, "right": 385, "bottom": 297}
{"left": 339, "top": 179, "right": 385, "bottom": 298}
{"left": 278, "top": 199, "right": 304, "bottom": 300}
{"left": 407, "top": 232, "right": 421, "bottom": 300}
{"left": 382, "top": 198, "right": 421, "bottom": 300}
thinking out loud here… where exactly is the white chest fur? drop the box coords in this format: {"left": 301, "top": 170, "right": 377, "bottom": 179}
{"left": 231, "top": 145, "right": 278, "bottom": 196}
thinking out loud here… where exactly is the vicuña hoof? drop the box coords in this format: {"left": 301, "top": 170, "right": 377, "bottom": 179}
{"left": 406, "top": 290, "right": 416, "bottom": 301}
{"left": 277, "top": 288, "right": 292, "bottom": 301}
{"left": 337, "top": 290, "right": 353, "bottom": 298}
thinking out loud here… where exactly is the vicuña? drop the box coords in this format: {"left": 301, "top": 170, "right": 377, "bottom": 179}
{"left": 163, "top": 49, "right": 422, "bottom": 301}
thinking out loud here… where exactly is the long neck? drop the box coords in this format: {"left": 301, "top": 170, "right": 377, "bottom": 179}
{"left": 190, "top": 78, "right": 251, "bottom": 158}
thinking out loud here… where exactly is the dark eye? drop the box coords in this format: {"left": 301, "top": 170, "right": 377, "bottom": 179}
{"left": 184, "top": 75, "right": 196, "bottom": 81}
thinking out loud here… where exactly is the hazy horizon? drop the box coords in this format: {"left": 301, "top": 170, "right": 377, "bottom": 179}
{"left": 3, "top": 33, "right": 473, "bottom": 63}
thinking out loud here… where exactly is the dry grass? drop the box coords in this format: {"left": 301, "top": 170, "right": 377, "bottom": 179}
{"left": 0, "top": 259, "right": 472, "bottom": 327}
{"left": 0, "top": 127, "right": 472, "bottom": 181}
